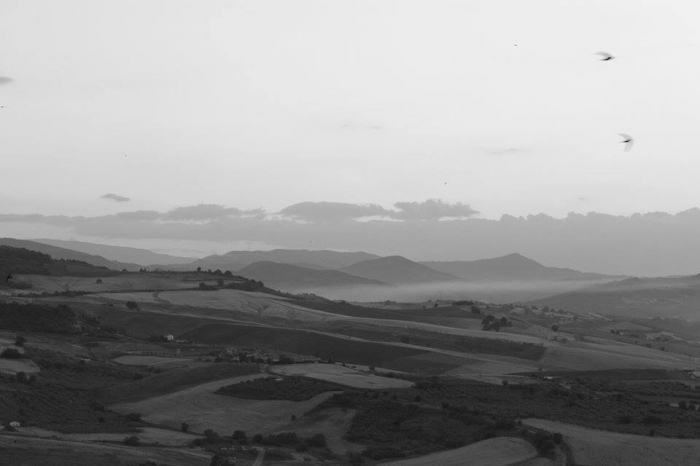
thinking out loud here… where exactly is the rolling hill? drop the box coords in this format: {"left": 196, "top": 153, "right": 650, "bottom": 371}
{"left": 423, "top": 253, "right": 617, "bottom": 282}
{"left": 191, "top": 249, "right": 380, "bottom": 271}
{"left": 340, "top": 255, "right": 463, "bottom": 285}
{"left": 0, "top": 238, "right": 139, "bottom": 271}
{"left": 238, "top": 261, "right": 390, "bottom": 289}
{"left": 35, "top": 239, "right": 193, "bottom": 266}
{"left": 530, "top": 274, "right": 700, "bottom": 318}
{"left": 0, "top": 245, "right": 118, "bottom": 282}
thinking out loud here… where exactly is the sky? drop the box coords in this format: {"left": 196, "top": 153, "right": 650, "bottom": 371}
{"left": 1, "top": 0, "right": 700, "bottom": 220}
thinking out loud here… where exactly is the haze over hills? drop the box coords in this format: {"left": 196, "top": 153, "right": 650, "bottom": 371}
{"left": 531, "top": 274, "right": 700, "bottom": 319}
{"left": 237, "top": 261, "right": 390, "bottom": 290}
{"left": 35, "top": 239, "right": 194, "bottom": 266}
{"left": 340, "top": 255, "right": 463, "bottom": 285}
{"left": 191, "top": 249, "right": 380, "bottom": 271}
{"left": 0, "top": 238, "right": 140, "bottom": 272}
{"left": 423, "top": 253, "right": 619, "bottom": 282}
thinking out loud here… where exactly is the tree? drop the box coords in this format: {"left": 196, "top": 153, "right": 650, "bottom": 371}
{"left": 96, "top": 279, "right": 103, "bottom": 284}
{"left": 1, "top": 348, "right": 21, "bottom": 359}
{"left": 181, "top": 422, "right": 189, "bottom": 433}
{"left": 126, "top": 412, "right": 142, "bottom": 422}
{"left": 217, "top": 279, "right": 224, "bottom": 286}
{"left": 551, "top": 324, "right": 559, "bottom": 332}
{"left": 196, "top": 267, "right": 202, "bottom": 272}
{"left": 125, "top": 301, "right": 139, "bottom": 310}
{"left": 123, "top": 436, "right": 141, "bottom": 446}
{"left": 14, "top": 335, "right": 26, "bottom": 347}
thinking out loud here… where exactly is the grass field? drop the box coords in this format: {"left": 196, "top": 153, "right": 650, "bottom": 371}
{"left": 0, "top": 434, "right": 210, "bottom": 466}
{"left": 524, "top": 418, "right": 700, "bottom": 466}
{"left": 381, "top": 437, "right": 539, "bottom": 466}
{"left": 112, "top": 374, "right": 340, "bottom": 435}
{"left": 100, "top": 363, "right": 261, "bottom": 404}
{"left": 16, "top": 426, "right": 201, "bottom": 447}
{"left": 269, "top": 363, "right": 414, "bottom": 389}
{"left": 19, "top": 274, "right": 194, "bottom": 294}
{"left": 112, "top": 355, "right": 194, "bottom": 367}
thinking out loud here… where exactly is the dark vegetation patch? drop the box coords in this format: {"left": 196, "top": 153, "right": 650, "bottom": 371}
{"left": 0, "top": 349, "right": 148, "bottom": 433}
{"left": 0, "top": 302, "right": 89, "bottom": 334}
{"left": 523, "top": 369, "right": 684, "bottom": 381}
{"left": 99, "top": 363, "right": 260, "bottom": 404}
{"left": 291, "top": 298, "right": 479, "bottom": 322}
{"left": 0, "top": 245, "right": 116, "bottom": 281}
{"left": 216, "top": 376, "right": 342, "bottom": 401}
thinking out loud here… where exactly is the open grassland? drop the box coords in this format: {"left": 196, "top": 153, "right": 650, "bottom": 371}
{"left": 17, "top": 273, "right": 195, "bottom": 294}
{"left": 0, "top": 434, "right": 209, "bottom": 466}
{"left": 380, "top": 437, "right": 539, "bottom": 466}
{"left": 16, "top": 426, "right": 201, "bottom": 447}
{"left": 524, "top": 418, "right": 700, "bottom": 466}
{"left": 100, "top": 363, "right": 260, "bottom": 404}
{"left": 0, "top": 357, "right": 40, "bottom": 375}
{"left": 269, "top": 363, "right": 414, "bottom": 389}
{"left": 539, "top": 340, "right": 693, "bottom": 371}
{"left": 112, "top": 374, "right": 339, "bottom": 435}
{"left": 112, "top": 355, "right": 194, "bottom": 367}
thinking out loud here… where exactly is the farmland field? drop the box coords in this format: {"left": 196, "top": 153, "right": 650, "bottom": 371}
{"left": 0, "top": 434, "right": 209, "bottom": 466}
{"left": 111, "top": 373, "right": 341, "bottom": 435}
{"left": 112, "top": 355, "right": 193, "bottom": 366}
{"left": 15, "top": 426, "right": 200, "bottom": 447}
{"left": 381, "top": 436, "right": 539, "bottom": 466}
{"left": 524, "top": 418, "right": 700, "bottom": 466}
{"left": 269, "top": 363, "right": 414, "bottom": 389}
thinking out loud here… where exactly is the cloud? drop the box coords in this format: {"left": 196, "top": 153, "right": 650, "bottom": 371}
{"left": 393, "top": 199, "right": 479, "bottom": 220}
{"left": 101, "top": 193, "right": 130, "bottom": 202}
{"left": 163, "top": 204, "right": 262, "bottom": 221}
{"left": 280, "top": 202, "right": 390, "bottom": 222}
{"left": 0, "top": 77, "right": 14, "bottom": 85}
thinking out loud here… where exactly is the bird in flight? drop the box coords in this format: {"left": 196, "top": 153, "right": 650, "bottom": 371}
{"left": 596, "top": 51, "right": 614, "bottom": 61}
{"left": 6, "top": 272, "right": 13, "bottom": 283}
{"left": 619, "top": 133, "right": 634, "bottom": 152}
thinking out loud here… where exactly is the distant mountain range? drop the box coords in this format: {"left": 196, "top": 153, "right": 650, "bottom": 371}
{"left": 35, "top": 239, "right": 193, "bottom": 267}
{"left": 0, "top": 238, "right": 140, "bottom": 272}
{"left": 238, "top": 261, "right": 389, "bottom": 289}
{"left": 423, "top": 253, "right": 615, "bottom": 282}
{"left": 190, "top": 249, "right": 380, "bottom": 272}
{"left": 341, "top": 256, "right": 463, "bottom": 285}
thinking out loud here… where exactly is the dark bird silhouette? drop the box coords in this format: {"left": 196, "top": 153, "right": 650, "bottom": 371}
{"left": 6, "top": 272, "right": 13, "bottom": 283}
{"left": 596, "top": 51, "right": 614, "bottom": 61}
{"left": 619, "top": 133, "right": 634, "bottom": 152}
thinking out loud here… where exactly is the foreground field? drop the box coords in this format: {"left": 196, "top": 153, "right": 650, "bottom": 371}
{"left": 0, "top": 434, "right": 210, "bottom": 466}
{"left": 524, "top": 418, "right": 700, "bottom": 466}
{"left": 111, "top": 373, "right": 340, "bottom": 435}
{"left": 381, "top": 436, "right": 541, "bottom": 466}
{"left": 269, "top": 363, "right": 414, "bottom": 389}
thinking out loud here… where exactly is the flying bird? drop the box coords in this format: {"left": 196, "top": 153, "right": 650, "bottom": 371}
{"left": 596, "top": 51, "right": 614, "bottom": 61}
{"left": 6, "top": 272, "right": 13, "bottom": 283}
{"left": 619, "top": 133, "right": 634, "bottom": 152}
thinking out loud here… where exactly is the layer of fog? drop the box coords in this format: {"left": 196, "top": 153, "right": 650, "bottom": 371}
{"left": 285, "top": 278, "right": 618, "bottom": 304}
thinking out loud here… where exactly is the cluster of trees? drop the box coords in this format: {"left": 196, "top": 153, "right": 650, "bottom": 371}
{"left": 481, "top": 315, "right": 511, "bottom": 331}
{"left": 0, "top": 302, "right": 80, "bottom": 334}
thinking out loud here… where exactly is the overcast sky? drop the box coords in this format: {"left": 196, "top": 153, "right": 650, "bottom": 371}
{"left": 1, "top": 0, "right": 699, "bottom": 220}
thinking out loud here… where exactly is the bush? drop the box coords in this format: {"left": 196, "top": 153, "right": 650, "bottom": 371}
{"left": 125, "top": 301, "right": 139, "bottom": 310}
{"left": 15, "top": 335, "right": 26, "bottom": 347}
{"left": 126, "top": 412, "right": 142, "bottom": 422}
{"left": 1, "top": 348, "right": 22, "bottom": 359}
{"left": 124, "top": 436, "right": 141, "bottom": 446}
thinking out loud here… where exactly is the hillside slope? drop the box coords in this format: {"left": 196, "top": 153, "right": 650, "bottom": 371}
{"left": 192, "top": 249, "right": 380, "bottom": 271}
{"left": 0, "top": 238, "right": 139, "bottom": 271}
{"left": 423, "top": 253, "right": 616, "bottom": 282}
{"left": 341, "top": 255, "right": 463, "bottom": 285}
{"left": 238, "top": 261, "right": 389, "bottom": 289}
{"left": 35, "top": 238, "right": 193, "bottom": 266}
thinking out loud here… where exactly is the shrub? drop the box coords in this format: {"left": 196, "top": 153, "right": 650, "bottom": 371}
{"left": 1, "top": 348, "right": 22, "bottom": 359}
{"left": 126, "top": 412, "right": 142, "bottom": 422}
{"left": 124, "top": 436, "right": 141, "bottom": 446}
{"left": 15, "top": 335, "right": 26, "bottom": 347}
